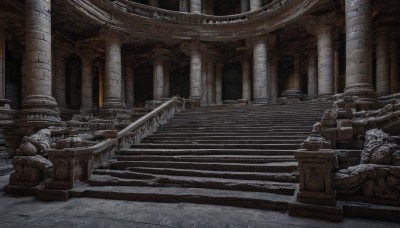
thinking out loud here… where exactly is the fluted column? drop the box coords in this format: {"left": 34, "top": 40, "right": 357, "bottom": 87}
{"left": 391, "top": 33, "right": 399, "bottom": 94}
{"left": 307, "top": 52, "right": 318, "bottom": 99}
{"left": 252, "top": 38, "right": 269, "bottom": 104}
{"left": 164, "top": 62, "right": 170, "bottom": 98}
{"left": 22, "top": 0, "right": 60, "bottom": 123}
{"left": 190, "top": 0, "right": 202, "bottom": 13}
{"left": 206, "top": 60, "right": 215, "bottom": 105}
{"left": 241, "top": 0, "right": 249, "bottom": 13}
{"left": 250, "top": 0, "right": 262, "bottom": 11}
{"left": 152, "top": 59, "right": 164, "bottom": 100}
{"left": 0, "top": 22, "right": 5, "bottom": 99}
{"left": 148, "top": 0, "right": 159, "bottom": 7}
{"left": 180, "top": 0, "right": 189, "bottom": 12}
{"left": 78, "top": 49, "right": 97, "bottom": 111}
{"left": 375, "top": 29, "right": 391, "bottom": 96}
{"left": 270, "top": 54, "right": 279, "bottom": 102}
{"left": 125, "top": 64, "right": 135, "bottom": 109}
{"left": 215, "top": 63, "right": 223, "bottom": 105}
{"left": 241, "top": 58, "right": 251, "bottom": 101}
{"left": 344, "top": 0, "right": 375, "bottom": 100}
{"left": 102, "top": 32, "right": 126, "bottom": 112}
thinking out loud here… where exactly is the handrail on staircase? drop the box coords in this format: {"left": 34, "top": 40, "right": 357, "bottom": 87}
{"left": 46, "top": 97, "right": 185, "bottom": 189}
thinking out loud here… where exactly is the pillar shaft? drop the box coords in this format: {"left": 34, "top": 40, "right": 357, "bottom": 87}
{"left": 190, "top": 48, "right": 202, "bottom": 100}
{"left": 253, "top": 40, "right": 269, "bottom": 103}
{"left": 22, "top": 0, "right": 60, "bottom": 123}
{"left": 317, "top": 25, "right": 334, "bottom": 97}
{"left": 241, "top": 59, "right": 251, "bottom": 101}
{"left": 270, "top": 55, "right": 278, "bottom": 101}
{"left": 103, "top": 36, "right": 125, "bottom": 111}
{"left": 241, "top": 0, "right": 249, "bottom": 13}
{"left": 334, "top": 49, "right": 339, "bottom": 94}
{"left": 293, "top": 54, "right": 301, "bottom": 91}
{"left": 125, "top": 65, "right": 134, "bottom": 109}
{"left": 215, "top": 63, "right": 223, "bottom": 105}
{"left": 250, "top": 0, "right": 262, "bottom": 11}
{"left": 206, "top": 61, "right": 215, "bottom": 105}
{"left": 0, "top": 25, "right": 5, "bottom": 99}
{"left": 308, "top": 53, "right": 318, "bottom": 99}
{"left": 164, "top": 63, "right": 170, "bottom": 98}
{"left": 344, "top": 0, "right": 375, "bottom": 99}
{"left": 54, "top": 50, "right": 68, "bottom": 107}
{"left": 190, "top": 0, "right": 202, "bottom": 13}
{"left": 153, "top": 60, "right": 164, "bottom": 100}
{"left": 180, "top": 0, "right": 189, "bottom": 12}
{"left": 375, "top": 31, "right": 391, "bottom": 96}
{"left": 391, "top": 35, "right": 399, "bottom": 94}
{"left": 81, "top": 57, "right": 93, "bottom": 109}
{"left": 201, "top": 61, "right": 207, "bottom": 106}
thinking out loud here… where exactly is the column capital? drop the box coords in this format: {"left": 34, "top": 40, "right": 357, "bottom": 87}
{"left": 246, "top": 34, "right": 276, "bottom": 48}
{"left": 99, "top": 28, "right": 129, "bottom": 45}
{"left": 373, "top": 26, "right": 393, "bottom": 38}
{"left": 305, "top": 12, "right": 340, "bottom": 35}
{"left": 180, "top": 41, "right": 210, "bottom": 56}
{"left": 148, "top": 47, "right": 172, "bottom": 64}
{"left": 75, "top": 42, "right": 99, "bottom": 61}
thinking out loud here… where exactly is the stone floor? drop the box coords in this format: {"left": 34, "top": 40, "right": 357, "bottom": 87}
{"left": 0, "top": 175, "right": 398, "bottom": 228}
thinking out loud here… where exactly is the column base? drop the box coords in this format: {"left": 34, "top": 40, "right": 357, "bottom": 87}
{"left": 99, "top": 98, "right": 126, "bottom": 119}
{"left": 344, "top": 83, "right": 377, "bottom": 111}
{"left": 252, "top": 98, "right": 269, "bottom": 106}
{"left": 19, "top": 95, "right": 61, "bottom": 126}
{"left": 282, "top": 88, "right": 302, "bottom": 98}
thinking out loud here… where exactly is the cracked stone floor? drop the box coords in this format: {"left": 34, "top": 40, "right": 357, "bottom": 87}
{"left": 0, "top": 175, "right": 397, "bottom": 228}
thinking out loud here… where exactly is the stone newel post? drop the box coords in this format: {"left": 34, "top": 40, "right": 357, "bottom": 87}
{"left": 344, "top": 0, "right": 376, "bottom": 102}
{"left": 21, "top": 0, "right": 61, "bottom": 125}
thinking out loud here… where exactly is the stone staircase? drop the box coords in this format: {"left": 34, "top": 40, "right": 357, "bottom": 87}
{"left": 78, "top": 101, "right": 333, "bottom": 211}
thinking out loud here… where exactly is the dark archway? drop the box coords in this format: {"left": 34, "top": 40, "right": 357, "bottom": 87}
{"left": 170, "top": 65, "right": 190, "bottom": 98}
{"left": 5, "top": 48, "right": 22, "bottom": 109}
{"left": 134, "top": 64, "right": 153, "bottom": 107}
{"left": 222, "top": 62, "right": 242, "bottom": 100}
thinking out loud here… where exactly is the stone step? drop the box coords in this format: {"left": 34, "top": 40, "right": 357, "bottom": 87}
{"left": 150, "top": 132, "right": 309, "bottom": 137}
{"left": 123, "top": 167, "right": 297, "bottom": 182}
{"left": 130, "top": 143, "right": 300, "bottom": 150}
{"left": 140, "top": 139, "right": 304, "bottom": 144}
{"left": 110, "top": 160, "right": 298, "bottom": 173}
{"left": 116, "top": 155, "right": 295, "bottom": 163}
{"left": 118, "top": 148, "right": 296, "bottom": 156}
{"left": 89, "top": 172, "right": 296, "bottom": 195}
{"left": 70, "top": 185, "right": 292, "bottom": 211}
{"left": 144, "top": 136, "right": 307, "bottom": 140}
{"left": 155, "top": 129, "right": 311, "bottom": 134}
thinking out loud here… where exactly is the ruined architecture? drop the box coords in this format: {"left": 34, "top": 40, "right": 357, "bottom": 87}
{"left": 1, "top": 0, "right": 400, "bottom": 224}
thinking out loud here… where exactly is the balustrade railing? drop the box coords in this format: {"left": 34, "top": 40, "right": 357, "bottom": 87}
{"left": 106, "top": 0, "right": 290, "bottom": 24}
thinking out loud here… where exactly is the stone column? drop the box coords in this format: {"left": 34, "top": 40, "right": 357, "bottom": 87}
{"left": 270, "top": 54, "right": 279, "bottom": 102}
{"left": 250, "top": 0, "right": 262, "bottom": 11}
{"left": 22, "top": 0, "right": 60, "bottom": 124}
{"left": 215, "top": 63, "right": 223, "bottom": 105}
{"left": 95, "top": 60, "right": 105, "bottom": 109}
{"left": 241, "top": 58, "right": 251, "bottom": 101}
{"left": 181, "top": 42, "right": 205, "bottom": 101}
{"left": 307, "top": 52, "right": 318, "bottom": 99}
{"left": 251, "top": 37, "right": 269, "bottom": 104}
{"left": 78, "top": 49, "right": 97, "bottom": 111}
{"left": 241, "top": 0, "right": 249, "bottom": 13}
{"left": 180, "top": 0, "right": 189, "bottom": 12}
{"left": 190, "top": 0, "right": 202, "bottom": 14}
{"left": 102, "top": 31, "right": 126, "bottom": 113}
{"left": 206, "top": 60, "right": 215, "bottom": 105}
{"left": 391, "top": 33, "right": 399, "bottom": 94}
{"left": 334, "top": 45, "right": 340, "bottom": 94}
{"left": 0, "top": 21, "right": 5, "bottom": 99}
{"left": 125, "top": 64, "right": 135, "bottom": 109}
{"left": 53, "top": 46, "right": 70, "bottom": 108}
{"left": 164, "top": 62, "right": 170, "bottom": 98}
{"left": 21, "top": 52, "right": 27, "bottom": 101}
{"left": 344, "top": 0, "right": 375, "bottom": 100}
{"left": 152, "top": 59, "right": 164, "bottom": 100}
{"left": 69, "top": 61, "right": 80, "bottom": 109}
{"left": 375, "top": 29, "right": 391, "bottom": 96}
{"left": 316, "top": 13, "right": 334, "bottom": 97}
{"left": 200, "top": 61, "right": 207, "bottom": 106}
{"left": 148, "top": 0, "right": 159, "bottom": 7}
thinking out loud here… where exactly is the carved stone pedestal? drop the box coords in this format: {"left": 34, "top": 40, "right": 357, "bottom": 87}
{"left": 289, "top": 149, "right": 343, "bottom": 222}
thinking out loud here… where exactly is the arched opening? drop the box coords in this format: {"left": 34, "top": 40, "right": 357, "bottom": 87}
{"left": 278, "top": 55, "right": 294, "bottom": 96}
{"left": 222, "top": 62, "right": 242, "bottom": 101}
{"left": 5, "top": 48, "right": 22, "bottom": 109}
{"left": 65, "top": 55, "right": 82, "bottom": 110}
